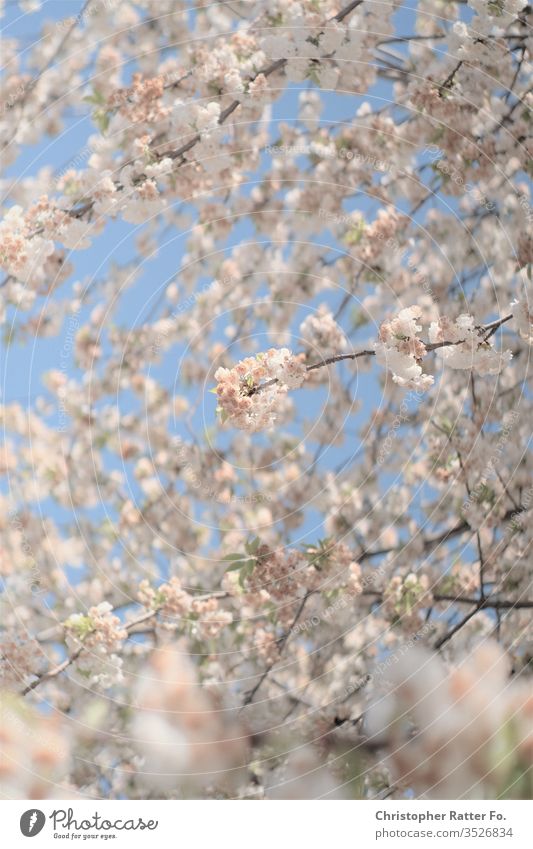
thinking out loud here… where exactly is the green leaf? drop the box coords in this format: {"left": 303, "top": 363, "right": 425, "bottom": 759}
{"left": 245, "top": 536, "right": 261, "bottom": 555}
{"left": 238, "top": 560, "right": 256, "bottom": 588}
{"left": 83, "top": 89, "right": 106, "bottom": 106}
{"left": 93, "top": 108, "right": 110, "bottom": 134}
{"left": 226, "top": 562, "right": 244, "bottom": 572}
{"left": 345, "top": 221, "right": 365, "bottom": 246}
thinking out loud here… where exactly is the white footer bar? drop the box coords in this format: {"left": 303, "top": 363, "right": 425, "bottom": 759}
{"left": 2, "top": 799, "right": 530, "bottom": 848}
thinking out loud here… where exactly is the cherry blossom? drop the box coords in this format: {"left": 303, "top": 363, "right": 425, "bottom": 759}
{"left": 300, "top": 304, "right": 348, "bottom": 356}
{"left": 366, "top": 642, "right": 532, "bottom": 799}
{"left": 0, "top": 0, "right": 531, "bottom": 804}
{"left": 214, "top": 348, "right": 307, "bottom": 431}
{"left": 429, "top": 314, "right": 513, "bottom": 374}
{"left": 132, "top": 647, "right": 248, "bottom": 795}
{"left": 511, "top": 297, "right": 533, "bottom": 344}
{"left": 0, "top": 691, "right": 73, "bottom": 799}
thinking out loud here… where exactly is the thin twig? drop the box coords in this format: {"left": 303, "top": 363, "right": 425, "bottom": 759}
{"left": 248, "top": 313, "right": 513, "bottom": 396}
{"left": 434, "top": 604, "right": 482, "bottom": 649}
{"left": 242, "top": 591, "right": 312, "bottom": 707}
{"left": 24, "top": 591, "right": 230, "bottom": 694}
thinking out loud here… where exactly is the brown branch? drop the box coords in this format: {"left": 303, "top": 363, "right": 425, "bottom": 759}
{"left": 433, "top": 594, "right": 533, "bottom": 610}
{"left": 22, "top": 608, "right": 156, "bottom": 695}
{"left": 360, "top": 501, "right": 527, "bottom": 565}
{"left": 306, "top": 350, "right": 376, "bottom": 371}
{"left": 21, "top": 645, "right": 84, "bottom": 695}
{"left": 334, "top": 0, "right": 364, "bottom": 21}
{"left": 23, "top": 591, "right": 230, "bottom": 694}
{"left": 434, "top": 604, "right": 482, "bottom": 649}
{"left": 248, "top": 314, "right": 513, "bottom": 396}
{"left": 242, "top": 591, "right": 312, "bottom": 707}
{"left": 9, "top": 0, "right": 366, "bottom": 244}
{"left": 3, "top": 0, "right": 94, "bottom": 146}
{"left": 439, "top": 60, "right": 464, "bottom": 95}
{"left": 362, "top": 588, "right": 533, "bottom": 611}
{"left": 165, "top": 0, "right": 363, "bottom": 164}
{"left": 482, "top": 313, "right": 513, "bottom": 340}
{"left": 434, "top": 580, "right": 533, "bottom": 649}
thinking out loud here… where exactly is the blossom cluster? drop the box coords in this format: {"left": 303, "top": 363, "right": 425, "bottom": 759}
{"left": 132, "top": 648, "right": 248, "bottom": 795}
{"left": 216, "top": 303, "right": 519, "bottom": 431}
{"left": 367, "top": 642, "right": 533, "bottom": 799}
{"left": 0, "top": 692, "right": 72, "bottom": 798}
{"left": 138, "top": 578, "right": 232, "bottom": 639}
{"left": 300, "top": 304, "right": 347, "bottom": 356}
{"left": 64, "top": 602, "right": 127, "bottom": 689}
{"left": 375, "top": 305, "right": 434, "bottom": 391}
{"left": 214, "top": 348, "right": 307, "bottom": 431}
{"left": 0, "top": 205, "right": 54, "bottom": 286}
{"left": 511, "top": 297, "right": 533, "bottom": 345}
{"left": 382, "top": 572, "right": 433, "bottom": 631}
{"left": 138, "top": 576, "right": 192, "bottom": 620}
{"left": 429, "top": 314, "right": 513, "bottom": 374}
{"left": 0, "top": 633, "right": 43, "bottom": 690}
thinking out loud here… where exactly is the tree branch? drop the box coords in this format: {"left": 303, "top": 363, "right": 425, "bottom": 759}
{"left": 249, "top": 314, "right": 513, "bottom": 395}
{"left": 24, "top": 591, "right": 230, "bottom": 694}
{"left": 242, "top": 591, "right": 312, "bottom": 707}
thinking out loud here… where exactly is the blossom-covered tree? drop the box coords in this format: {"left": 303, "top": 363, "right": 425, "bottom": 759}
{"left": 1, "top": 0, "right": 532, "bottom": 801}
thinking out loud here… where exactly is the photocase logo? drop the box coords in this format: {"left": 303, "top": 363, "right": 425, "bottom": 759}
{"left": 20, "top": 810, "right": 46, "bottom": 837}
